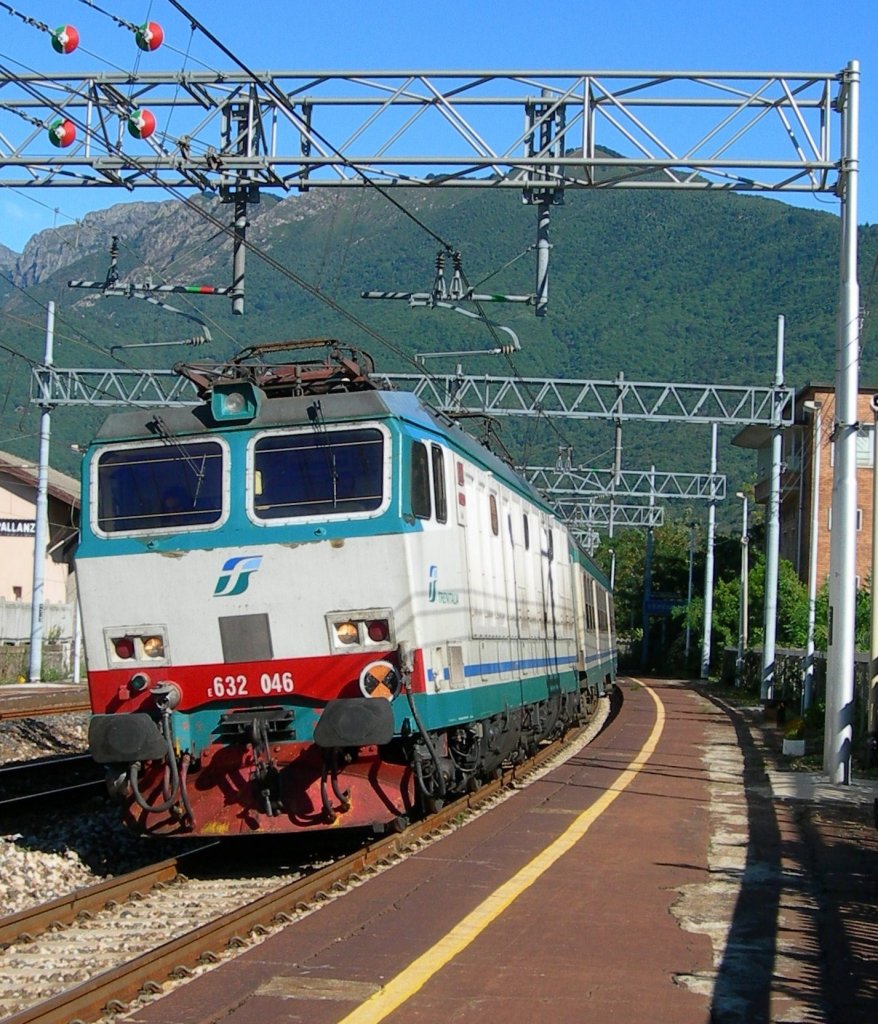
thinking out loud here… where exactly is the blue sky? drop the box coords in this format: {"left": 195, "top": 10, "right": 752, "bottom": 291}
{"left": 0, "top": 0, "right": 875, "bottom": 253}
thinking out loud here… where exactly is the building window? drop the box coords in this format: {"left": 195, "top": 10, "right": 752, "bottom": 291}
{"left": 856, "top": 424, "right": 875, "bottom": 468}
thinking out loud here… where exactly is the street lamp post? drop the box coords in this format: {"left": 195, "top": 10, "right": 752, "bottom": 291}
{"left": 736, "top": 492, "right": 749, "bottom": 686}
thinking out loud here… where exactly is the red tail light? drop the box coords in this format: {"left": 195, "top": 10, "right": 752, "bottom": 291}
{"left": 367, "top": 619, "right": 389, "bottom": 643}
{"left": 113, "top": 637, "right": 135, "bottom": 660}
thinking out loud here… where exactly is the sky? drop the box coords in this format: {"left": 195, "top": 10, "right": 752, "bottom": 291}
{"left": 0, "top": 0, "right": 875, "bottom": 254}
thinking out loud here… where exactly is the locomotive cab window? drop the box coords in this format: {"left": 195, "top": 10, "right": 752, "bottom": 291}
{"left": 489, "top": 494, "right": 499, "bottom": 536}
{"left": 411, "top": 441, "right": 431, "bottom": 519}
{"left": 93, "top": 440, "right": 226, "bottom": 535}
{"left": 251, "top": 427, "right": 384, "bottom": 520}
{"left": 431, "top": 445, "right": 447, "bottom": 523}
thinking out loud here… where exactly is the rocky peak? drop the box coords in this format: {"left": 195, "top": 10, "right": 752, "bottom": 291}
{"left": 0, "top": 240, "right": 17, "bottom": 273}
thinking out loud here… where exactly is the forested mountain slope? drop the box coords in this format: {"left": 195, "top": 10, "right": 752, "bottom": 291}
{"left": 2, "top": 184, "right": 876, "bottom": 501}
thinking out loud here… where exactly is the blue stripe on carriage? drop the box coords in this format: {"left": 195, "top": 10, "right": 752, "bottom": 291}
{"left": 425, "top": 648, "right": 614, "bottom": 682}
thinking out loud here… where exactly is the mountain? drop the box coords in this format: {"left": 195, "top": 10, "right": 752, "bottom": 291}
{"left": 2, "top": 185, "right": 877, "bottom": 524}
{"left": 0, "top": 240, "right": 16, "bottom": 272}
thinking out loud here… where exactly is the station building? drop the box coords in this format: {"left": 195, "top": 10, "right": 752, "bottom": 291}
{"left": 0, "top": 450, "right": 80, "bottom": 642}
{"left": 733, "top": 384, "right": 878, "bottom": 592}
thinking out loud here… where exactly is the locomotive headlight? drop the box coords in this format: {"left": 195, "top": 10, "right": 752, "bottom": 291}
{"left": 210, "top": 381, "right": 262, "bottom": 423}
{"left": 223, "top": 391, "right": 247, "bottom": 415}
{"left": 327, "top": 610, "right": 394, "bottom": 651}
{"left": 142, "top": 635, "right": 165, "bottom": 659}
{"left": 359, "top": 660, "right": 401, "bottom": 700}
{"left": 106, "top": 627, "right": 169, "bottom": 665}
{"left": 335, "top": 621, "right": 360, "bottom": 645}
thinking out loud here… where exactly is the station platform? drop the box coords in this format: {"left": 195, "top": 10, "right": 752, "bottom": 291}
{"left": 0, "top": 680, "right": 89, "bottom": 718}
{"left": 117, "top": 677, "right": 878, "bottom": 1024}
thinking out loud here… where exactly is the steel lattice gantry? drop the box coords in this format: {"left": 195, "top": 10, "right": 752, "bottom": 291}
{"left": 520, "top": 466, "right": 726, "bottom": 501}
{"left": 30, "top": 367, "right": 794, "bottom": 428}
{"left": 0, "top": 68, "right": 842, "bottom": 195}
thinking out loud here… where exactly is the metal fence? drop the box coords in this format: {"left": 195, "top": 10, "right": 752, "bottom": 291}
{"left": 0, "top": 599, "right": 76, "bottom": 644}
{"left": 723, "top": 646, "right": 874, "bottom": 742}
{"left": 0, "top": 600, "right": 78, "bottom": 681}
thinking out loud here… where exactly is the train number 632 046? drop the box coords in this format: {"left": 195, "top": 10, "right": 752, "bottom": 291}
{"left": 208, "top": 672, "right": 295, "bottom": 698}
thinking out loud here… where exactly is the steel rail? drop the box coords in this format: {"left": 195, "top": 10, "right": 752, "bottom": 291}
{"left": 0, "top": 752, "right": 93, "bottom": 776}
{"left": 0, "top": 699, "right": 91, "bottom": 721}
{"left": 0, "top": 778, "right": 105, "bottom": 816}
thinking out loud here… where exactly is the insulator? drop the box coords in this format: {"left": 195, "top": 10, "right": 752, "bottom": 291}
{"left": 48, "top": 118, "right": 76, "bottom": 148}
{"left": 127, "top": 108, "right": 156, "bottom": 140}
{"left": 50, "top": 25, "right": 79, "bottom": 54}
{"left": 135, "top": 21, "right": 164, "bottom": 51}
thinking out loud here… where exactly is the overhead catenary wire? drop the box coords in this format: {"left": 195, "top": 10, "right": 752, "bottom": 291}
{"left": 0, "top": 53, "right": 465, "bottom": 377}
{"left": 165, "top": 0, "right": 460, "bottom": 255}
{"left": 3, "top": 10, "right": 585, "bottom": 475}
{"left": 4, "top": 7, "right": 526, "bottom": 367}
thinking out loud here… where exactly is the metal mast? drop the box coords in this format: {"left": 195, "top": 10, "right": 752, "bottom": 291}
{"left": 825, "top": 61, "right": 860, "bottom": 784}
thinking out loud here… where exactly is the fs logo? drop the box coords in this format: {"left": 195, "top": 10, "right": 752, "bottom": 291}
{"left": 427, "top": 564, "right": 438, "bottom": 602}
{"left": 214, "top": 555, "right": 263, "bottom": 597}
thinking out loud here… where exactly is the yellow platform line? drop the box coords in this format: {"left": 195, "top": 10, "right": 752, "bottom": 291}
{"left": 336, "top": 680, "right": 665, "bottom": 1024}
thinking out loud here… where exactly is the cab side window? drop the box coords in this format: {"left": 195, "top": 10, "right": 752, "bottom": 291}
{"left": 411, "top": 441, "right": 431, "bottom": 519}
{"left": 431, "top": 445, "right": 447, "bottom": 523}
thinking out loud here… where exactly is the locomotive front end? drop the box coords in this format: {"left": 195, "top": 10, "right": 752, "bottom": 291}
{"left": 78, "top": 352, "right": 421, "bottom": 836}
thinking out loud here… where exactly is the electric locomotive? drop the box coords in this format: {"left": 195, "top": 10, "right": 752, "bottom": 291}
{"left": 81, "top": 341, "right": 616, "bottom": 836}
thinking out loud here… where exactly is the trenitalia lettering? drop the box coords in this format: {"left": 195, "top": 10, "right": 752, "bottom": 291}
{"left": 427, "top": 563, "right": 459, "bottom": 605}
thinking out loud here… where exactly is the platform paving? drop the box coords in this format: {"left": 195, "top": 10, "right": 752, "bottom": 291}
{"left": 115, "top": 678, "right": 877, "bottom": 1024}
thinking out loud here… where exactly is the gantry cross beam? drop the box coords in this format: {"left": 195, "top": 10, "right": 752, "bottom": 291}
{"left": 0, "top": 68, "right": 843, "bottom": 195}
{"left": 31, "top": 367, "right": 794, "bottom": 427}
{"left": 521, "top": 466, "right": 726, "bottom": 501}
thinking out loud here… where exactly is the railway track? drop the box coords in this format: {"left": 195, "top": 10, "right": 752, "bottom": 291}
{"left": 0, "top": 699, "right": 91, "bottom": 722}
{"left": 0, "top": 700, "right": 609, "bottom": 1024}
{"left": 0, "top": 753, "right": 104, "bottom": 814}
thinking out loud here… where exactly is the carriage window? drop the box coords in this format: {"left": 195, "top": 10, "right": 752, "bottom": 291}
{"left": 95, "top": 440, "right": 225, "bottom": 533}
{"left": 253, "top": 427, "right": 383, "bottom": 520}
{"left": 523, "top": 514, "right": 530, "bottom": 550}
{"left": 431, "top": 445, "right": 447, "bottom": 523}
{"left": 489, "top": 494, "right": 499, "bottom": 536}
{"left": 411, "top": 441, "right": 431, "bottom": 519}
